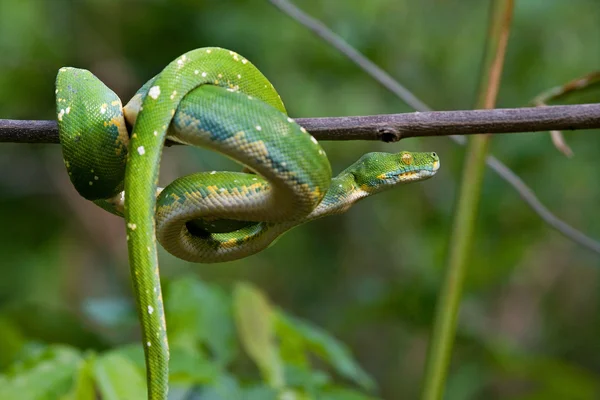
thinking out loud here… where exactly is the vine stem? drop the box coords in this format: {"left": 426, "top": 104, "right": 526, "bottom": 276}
{"left": 420, "top": 1, "right": 514, "bottom": 399}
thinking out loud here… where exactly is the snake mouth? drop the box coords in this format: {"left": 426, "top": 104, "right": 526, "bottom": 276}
{"left": 386, "top": 162, "right": 439, "bottom": 183}
{"left": 394, "top": 169, "right": 436, "bottom": 182}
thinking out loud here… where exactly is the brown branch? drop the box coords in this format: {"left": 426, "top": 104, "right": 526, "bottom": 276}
{"left": 1, "top": 103, "right": 600, "bottom": 145}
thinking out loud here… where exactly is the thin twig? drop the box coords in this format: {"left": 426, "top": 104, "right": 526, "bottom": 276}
{"left": 269, "top": 0, "right": 600, "bottom": 256}
{"left": 532, "top": 71, "right": 600, "bottom": 157}
{"left": 2, "top": 103, "right": 600, "bottom": 144}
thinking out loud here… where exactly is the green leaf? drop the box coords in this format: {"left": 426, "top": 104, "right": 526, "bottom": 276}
{"left": 4, "top": 303, "right": 106, "bottom": 350}
{"left": 275, "top": 313, "right": 375, "bottom": 391}
{"left": 319, "top": 387, "right": 381, "bottom": 400}
{"left": 0, "top": 345, "right": 82, "bottom": 400}
{"left": 168, "top": 346, "right": 219, "bottom": 384}
{"left": 491, "top": 349, "right": 600, "bottom": 400}
{"left": 200, "top": 373, "right": 241, "bottom": 400}
{"left": 61, "top": 354, "right": 96, "bottom": 400}
{"left": 240, "top": 384, "right": 279, "bottom": 400}
{"left": 93, "top": 351, "right": 146, "bottom": 400}
{"left": 166, "top": 276, "right": 237, "bottom": 365}
{"left": 284, "top": 363, "right": 331, "bottom": 395}
{"left": 0, "top": 316, "right": 26, "bottom": 369}
{"left": 233, "top": 282, "right": 284, "bottom": 388}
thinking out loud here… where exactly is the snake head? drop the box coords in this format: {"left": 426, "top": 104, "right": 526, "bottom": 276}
{"left": 348, "top": 151, "right": 440, "bottom": 193}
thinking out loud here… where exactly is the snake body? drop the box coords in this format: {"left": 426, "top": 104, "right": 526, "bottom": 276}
{"left": 55, "top": 47, "right": 439, "bottom": 399}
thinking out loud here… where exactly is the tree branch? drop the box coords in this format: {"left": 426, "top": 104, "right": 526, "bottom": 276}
{"left": 1, "top": 103, "right": 599, "bottom": 145}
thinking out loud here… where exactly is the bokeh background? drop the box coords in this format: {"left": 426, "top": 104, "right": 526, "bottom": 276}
{"left": 1, "top": 0, "right": 600, "bottom": 398}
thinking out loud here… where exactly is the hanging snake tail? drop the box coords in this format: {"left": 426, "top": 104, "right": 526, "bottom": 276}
{"left": 121, "top": 48, "right": 325, "bottom": 399}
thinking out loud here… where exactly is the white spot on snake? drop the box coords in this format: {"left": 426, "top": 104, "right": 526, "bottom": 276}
{"left": 287, "top": 117, "right": 294, "bottom": 123}
{"left": 310, "top": 136, "right": 318, "bottom": 144}
{"left": 55, "top": 89, "right": 58, "bottom": 94}
{"left": 100, "top": 104, "right": 107, "bottom": 114}
{"left": 218, "top": 73, "right": 223, "bottom": 78}
{"left": 57, "top": 109, "right": 65, "bottom": 121}
{"left": 88, "top": 181, "right": 93, "bottom": 185}
{"left": 301, "top": 127, "right": 308, "bottom": 134}
{"left": 177, "top": 58, "right": 184, "bottom": 68}
{"left": 206, "top": 49, "right": 212, "bottom": 53}
{"left": 202, "top": 72, "right": 207, "bottom": 77}
{"left": 153, "top": 130, "right": 158, "bottom": 136}
{"left": 126, "top": 235, "right": 129, "bottom": 241}
{"left": 65, "top": 107, "right": 71, "bottom": 114}
{"left": 210, "top": 171, "right": 216, "bottom": 175}
{"left": 149, "top": 86, "right": 161, "bottom": 99}
{"left": 154, "top": 287, "right": 157, "bottom": 293}
{"left": 148, "top": 305, "right": 154, "bottom": 314}
{"left": 252, "top": 178, "right": 257, "bottom": 181}
{"left": 233, "top": 55, "right": 240, "bottom": 61}
{"left": 247, "top": 95, "right": 253, "bottom": 100}
{"left": 237, "top": 74, "right": 241, "bottom": 79}
{"left": 59, "top": 67, "right": 68, "bottom": 72}
{"left": 137, "top": 146, "right": 145, "bottom": 155}
{"left": 281, "top": 162, "right": 287, "bottom": 167}
{"left": 319, "top": 149, "right": 325, "bottom": 156}
{"left": 339, "top": 184, "right": 343, "bottom": 188}
{"left": 127, "top": 223, "right": 137, "bottom": 230}
{"left": 255, "top": 125, "right": 262, "bottom": 131}
{"left": 147, "top": 341, "right": 151, "bottom": 347}
{"left": 94, "top": 176, "right": 99, "bottom": 180}
{"left": 242, "top": 59, "right": 248, "bottom": 64}
{"left": 194, "top": 70, "right": 199, "bottom": 75}
{"left": 170, "top": 90, "right": 177, "bottom": 100}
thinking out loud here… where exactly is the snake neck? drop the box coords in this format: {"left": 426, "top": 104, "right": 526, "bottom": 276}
{"left": 303, "top": 171, "right": 370, "bottom": 222}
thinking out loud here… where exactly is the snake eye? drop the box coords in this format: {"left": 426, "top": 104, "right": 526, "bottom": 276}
{"left": 431, "top": 152, "right": 437, "bottom": 158}
{"left": 401, "top": 153, "right": 413, "bottom": 165}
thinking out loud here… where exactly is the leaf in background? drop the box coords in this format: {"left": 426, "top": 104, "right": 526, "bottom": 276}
{"left": 3, "top": 303, "right": 107, "bottom": 350}
{"left": 491, "top": 349, "right": 600, "bottom": 400}
{"left": 82, "top": 297, "right": 137, "bottom": 330}
{"left": 233, "top": 282, "right": 284, "bottom": 389}
{"left": 283, "top": 363, "right": 331, "bottom": 396}
{"left": 197, "top": 373, "right": 241, "bottom": 400}
{"left": 0, "top": 345, "right": 82, "bottom": 400}
{"left": 275, "top": 313, "right": 375, "bottom": 392}
{"left": 93, "top": 351, "right": 146, "bottom": 400}
{"left": 168, "top": 346, "right": 219, "bottom": 385}
{"left": 0, "top": 316, "right": 26, "bottom": 370}
{"left": 318, "top": 387, "right": 381, "bottom": 400}
{"left": 166, "top": 276, "right": 237, "bottom": 366}
{"left": 239, "top": 384, "right": 280, "bottom": 400}
{"left": 61, "top": 354, "right": 96, "bottom": 400}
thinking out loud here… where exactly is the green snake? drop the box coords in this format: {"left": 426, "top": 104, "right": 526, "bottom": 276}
{"left": 55, "top": 47, "right": 440, "bottom": 399}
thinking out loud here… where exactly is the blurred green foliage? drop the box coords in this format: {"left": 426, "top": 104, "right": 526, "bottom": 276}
{"left": 0, "top": 278, "right": 377, "bottom": 399}
{"left": 1, "top": 0, "right": 600, "bottom": 398}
